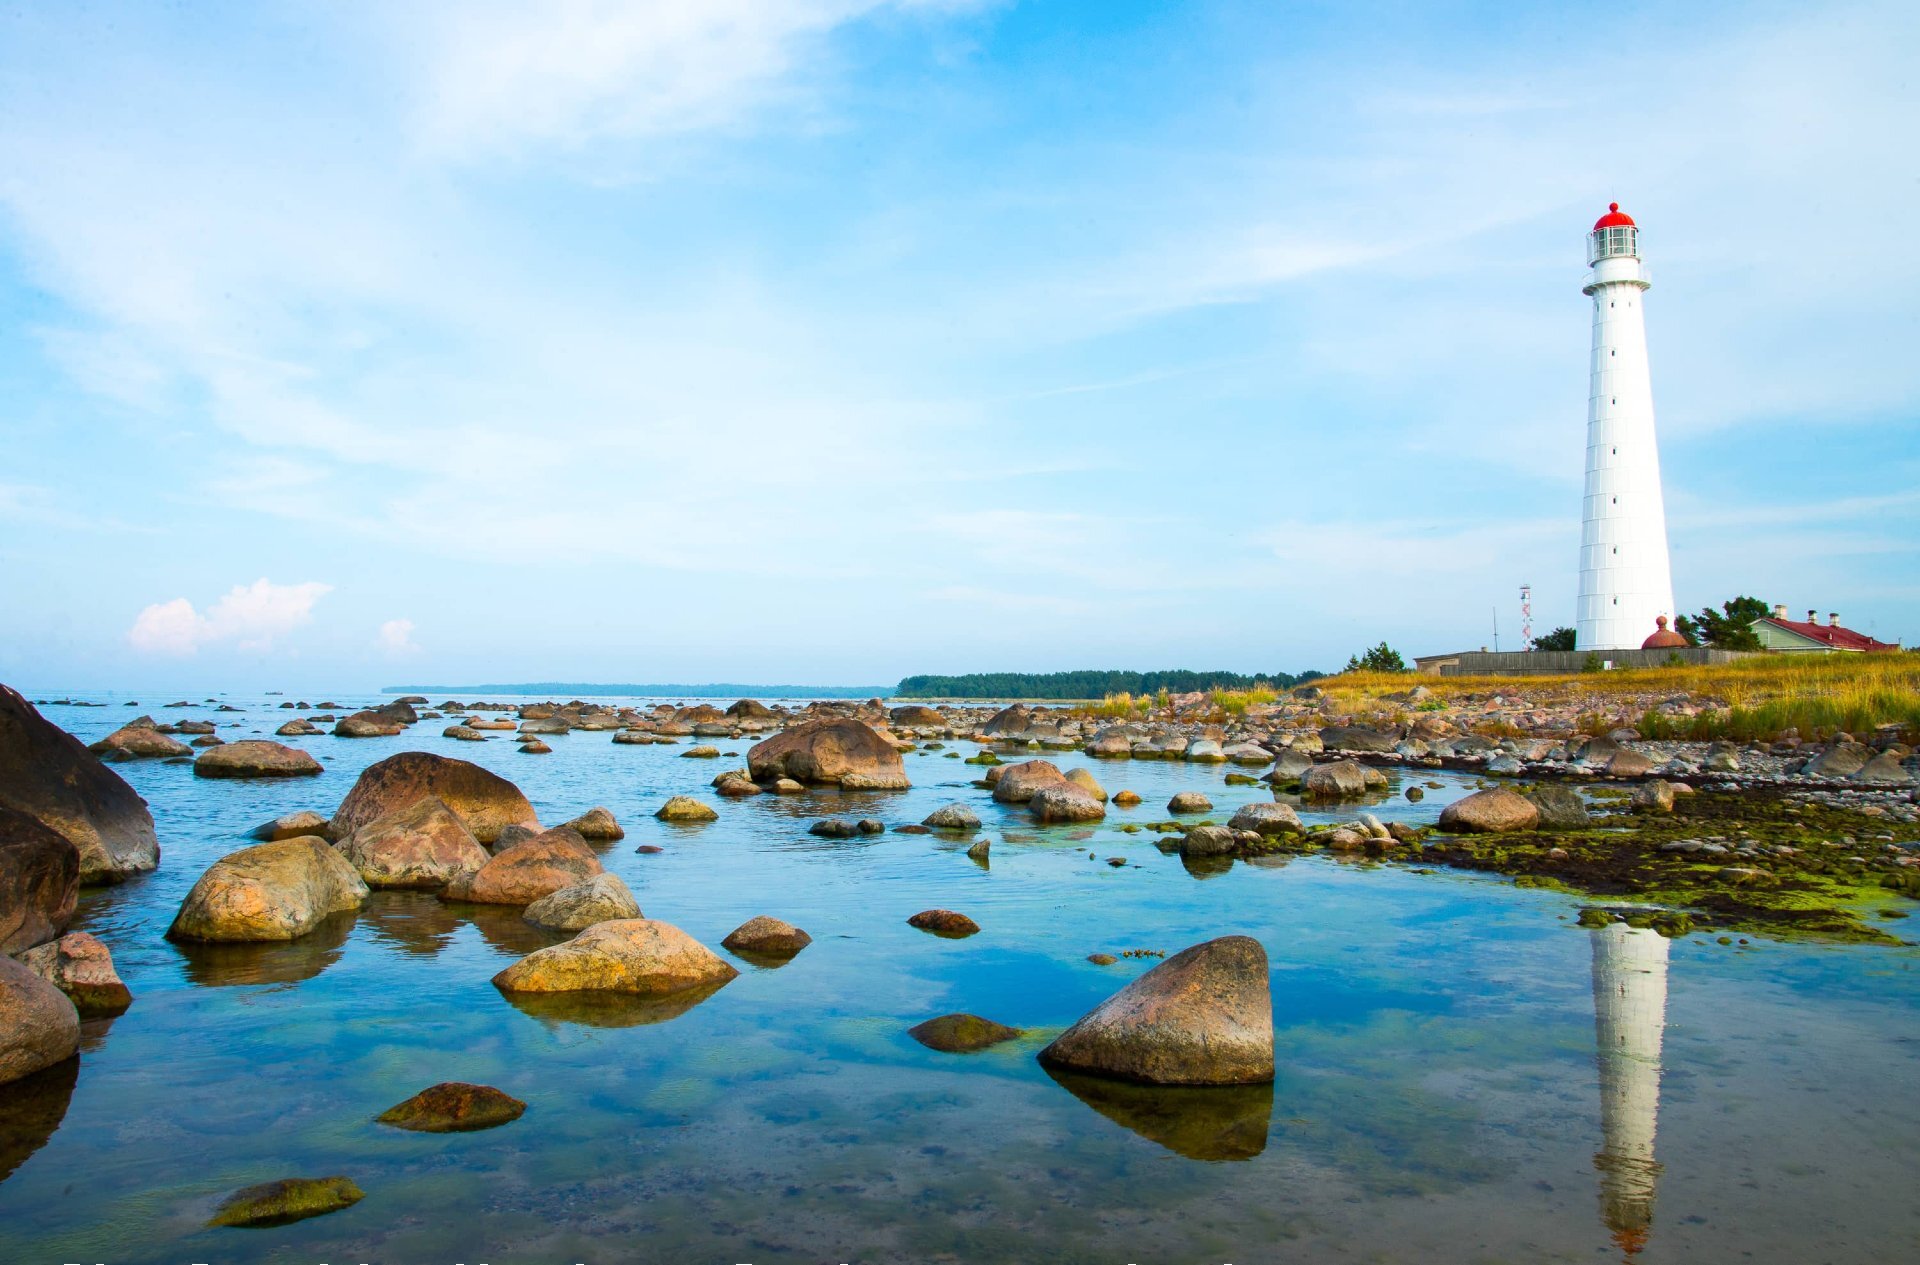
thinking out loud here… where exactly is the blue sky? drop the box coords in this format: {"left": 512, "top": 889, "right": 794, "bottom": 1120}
{"left": 2, "top": 0, "right": 1915, "bottom": 693}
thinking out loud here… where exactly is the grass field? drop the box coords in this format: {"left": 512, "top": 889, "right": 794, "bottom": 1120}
{"left": 1103, "top": 652, "right": 1920, "bottom": 742}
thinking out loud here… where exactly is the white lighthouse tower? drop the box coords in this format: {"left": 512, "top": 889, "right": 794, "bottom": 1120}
{"left": 1577, "top": 203, "right": 1676, "bottom": 651}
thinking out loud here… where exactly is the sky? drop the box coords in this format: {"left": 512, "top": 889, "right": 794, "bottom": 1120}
{"left": 1, "top": 0, "right": 1915, "bottom": 694}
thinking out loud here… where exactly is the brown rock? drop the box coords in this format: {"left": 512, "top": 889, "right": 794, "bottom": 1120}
{"left": 748, "top": 718, "right": 909, "bottom": 789}
{"left": 88, "top": 719, "right": 191, "bottom": 759}
{"left": 249, "top": 810, "right": 331, "bottom": 842}
{"left": 562, "top": 806, "right": 624, "bottom": 840}
{"left": 167, "top": 837, "right": 369, "bottom": 942}
{"left": 654, "top": 796, "right": 719, "bottom": 822}
{"left": 521, "top": 873, "right": 641, "bottom": 931}
{"left": 492, "top": 918, "right": 738, "bottom": 995}
{"left": 1037, "top": 935, "right": 1273, "bottom": 1086}
{"left": 377, "top": 1082, "right": 525, "bottom": 1133}
{"left": 1167, "top": 790, "right": 1213, "bottom": 814}
{"left": 0, "top": 684, "right": 159, "bottom": 884}
{"left": 208, "top": 1176, "right": 364, "bottom": 1227}
{"left": 991, "top": 759, "right": 1067, "bottom": 804}
{"left": 721, "top": 915, "right": 812, "bottom": 958}
{"left": 338, "top": 797, "right": 489, "bottom": 889}
{"left": 908, "top": 909, "right": 979, "bottom": 937}
{"left": 16, "top": 930, "right": 131, "bottom": 1015}
{"left": 1438, "top": 788, "right": 1542, "bottom": 833}
{"left": 193, "top": 740, "right": 323, "bottom": 779}
{"left": 908, "top": 1013, "right": 1022, "bottom": 1052}
{"left": 0, "top": 954, "right": 80, "bottom": 1087}
{"left": 1300, "top": 760, "right": 1376, "bottom": 801}
{"left": 1029, "top": 783, "right": 1107, "bottom": 823}
{"left": 0, "top": 806, "right": 79, "bottom": 955}
{"left": 334, "top": 712, "right": 404, "bottom": 738}
{"left": 440, "top": 827, "right": 603, "bottom": 905}
{"left": 1112, "top": 790, "right": 1142, "bottom": 808}
{"left": 331, "top": 752, "right": 538, "bottom": 845}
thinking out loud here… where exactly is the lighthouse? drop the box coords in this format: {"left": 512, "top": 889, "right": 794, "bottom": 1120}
{"left": 1577, "top": 203, "right": 1676, "bottom": 650}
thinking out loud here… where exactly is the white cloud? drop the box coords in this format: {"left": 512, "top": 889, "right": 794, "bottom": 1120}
{"left": 127, "top": 579, "right": 333, "bottom": 656}
{"left": 377, "top": 618, "right": 418, "bottom": 654}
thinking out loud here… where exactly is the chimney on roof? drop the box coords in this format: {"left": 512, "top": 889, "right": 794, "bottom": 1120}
{"left": 1807, "top": 609, "right": 1817, "bottom": 624}
{"left": 1772, "top": 603, "right": 1787, "bottom": 619}
{"left": 1829, "top": 612, "right": 1840, "bottom": 627}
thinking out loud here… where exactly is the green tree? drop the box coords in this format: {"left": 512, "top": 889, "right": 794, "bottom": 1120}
{"left": 1533, "top": 626, "right": 1576, "bottom": 651}
{"left": 1673, "top": 596, "right": 1769, "bottom": 651}
{"left": 1343, "top": 642, "right": 1409, "bottom": 673}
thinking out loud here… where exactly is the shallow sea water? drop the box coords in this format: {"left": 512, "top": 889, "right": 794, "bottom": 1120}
{"left": 2, "top": 694, "right": 1917, "bottom": 1265}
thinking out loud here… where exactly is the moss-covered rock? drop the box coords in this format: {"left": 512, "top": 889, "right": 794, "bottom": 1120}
{"left": 208, "top": 1176, "right": 364, "bottom": 1227}
{"left": 377, "top": 1082, "right": 525, "bottom": 1133}
{"left": 908, "top": 1013, "right": 1023, "bottom": 1052}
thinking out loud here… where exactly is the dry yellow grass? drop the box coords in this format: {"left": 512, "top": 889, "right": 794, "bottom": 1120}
{"left": 1295, "top": 652, "right": 1920, "bottom": 741}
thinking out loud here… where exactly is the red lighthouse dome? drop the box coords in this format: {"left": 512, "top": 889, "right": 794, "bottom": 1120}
{"left": 1594, "top": 202, "right": 1636, "bottom": 229}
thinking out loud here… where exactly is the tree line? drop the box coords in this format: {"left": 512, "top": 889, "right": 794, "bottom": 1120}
{"left": 894, "top": 668, "right": 1325, "bottom": 699}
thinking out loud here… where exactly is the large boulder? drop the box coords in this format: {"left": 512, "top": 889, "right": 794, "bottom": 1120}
{"left": 922, "top": 803, "right": 981, "bottom": 830}
{"left": 889, "top": 704, "right": 946, "bottom": 728}
{"left": 0, "top": 684, "right": 159, "bottom": 884}
{"left": 562, "top": 807, "right": 625, "bottom": 840}
{"left": 334, "top": 711, "right": 404, "bottom": 738}
{"left": 1227, "top": 802, "right": 1304, "bottom": 836}
{"left": 337, "top": 797, "right": 489, "bottom": 890}
{"left": 990, "top": 759, "right": 1067, "bottom": 804}
{"left": 441, "top": 827, "right": 603, "bottom": 906}
{"left": 16, "top": 930, "right": 132, "bottom": 1015}
{"left": 1438, "top": 788, "right": 1541, "bottom": 834}
{"left": 1300, "top": 760, "right": 1381, "bottom": 801}
{"left": 0, "top": 806, "right": 79, "bottom": 955}
{"left": 193, "top": 740, "right": 323, "bottom": 779}
{"left": 492, "top": 918, "right": 738, "bottom": 996}
{"left": 0, "top": 955, "right": 80, "bottom": 1088}
{"left": 1037, "top": 935, "right": 1274, "bottom": 1086}
{"left": 1804, "top": 741, "right": 1871, "bottom": 779}
{"left": 1525, "top": 785, "right": 1592, "bottom": 830}
{"left": 89, "top": 718, "right": 191, "bottom": 759}
{"left": 747, "top": 718, "right": 909, "bottom": 789}
{"left": 1319, "top": 725, "right": 1396, "bottom": 753}
{"left": 1029, "top": 783, "right": 1106, "bottom": 823}
{"left": 331, "top": 752, "right": 538, "bottom": 845}
{"left": 522, "top": 873, "right": 641, "bottom": 932}
{"left": 167, "top": 837, "right": 369, "bottom": 942}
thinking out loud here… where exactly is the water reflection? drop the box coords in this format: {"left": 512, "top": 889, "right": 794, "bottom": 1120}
{"left": 500, "top": 980, "right": 731, "bottom": 1029}
{"left": 1590, "top": 923, "right": 1669, "bottom": 1258}
{"left": 0, "top": 1058, "right": 77, "bottom": 1185}
{"left": 1043, "top": 1067, "right": 1272, "bottom": 1161}
{"left": 171, "top": 911, "right": 356, "bottom": 987}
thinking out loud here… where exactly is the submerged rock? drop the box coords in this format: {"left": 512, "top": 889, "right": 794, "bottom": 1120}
{"left": 0, "top": 954, "right": 79, "bottom": 1088}
{"left": 0, "top": 684, "right": 159, "bottom": 884}
{"left": 923, "top": 803, "right": 981, "bottom": 830}
{"left": 1438, "top": 788, "right": 1541, "bottom": 834}
{"left": 441, "top": 827, "right": 603, "bottom": 906}
{"left": 168, "top": 837, "right": 368, "bottom": 942}
{"left": 1226, "top": 803, "right": 1303, "bottom": 836}
{"left": 908, "top": 1013, "right": 1023, "bottom": 1053}
{"left": 747, "top": 718, "right": 909, "bottom": 789}
{"left": 331, "top": 752, "right": 538, "bottom": 846}
{"left": 0, "top": 806, "right": 79, "bottom": 955}
{"left": 16, "top": 930, "right": 131, "bottom": 1015}
{"left": 908, "top": 909, "right": 980, "bottom": 937}
{"left": 1037, "top": 935, "right": 1274, "bottom": 1086}
{"left": 376, "top": 1082, "right": 525, "bottom": 1133}
{"left": 655, "top": 796, "right": 719, "bottom": 823}
{"left": 337, "top": 797, "right": 489, "bottom": 890}
{"left": 522, "top": 873, "right": 641, "bottom": 932}
{"left": 493, "top": 918, "right": 738, "bottom": 996}
{"left": 208, "top": 1176, "right": 364, "bottom": 1227}
{"left": 721, "top": 915, "right": 812, "bottom": 959}
{"left": 249, "top": 810, "right": 330, "bottom": 842}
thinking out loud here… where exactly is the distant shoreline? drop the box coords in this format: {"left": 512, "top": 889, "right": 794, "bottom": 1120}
{"left": 381, "top": 682, "right": 891, "bottom": 699}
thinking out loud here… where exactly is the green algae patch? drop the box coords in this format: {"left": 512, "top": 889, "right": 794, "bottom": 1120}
{"left": 908, "top": 1013, "right": 1024, "bottom": 1053}
{"left": 1393, "top": 785, "right": 1917, "bottom": 945}
{"left": 209, "top": 1175, "right": 364, "bottom": 1227}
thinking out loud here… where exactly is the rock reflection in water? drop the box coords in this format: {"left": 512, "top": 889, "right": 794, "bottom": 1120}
{"left": 0, "top": 1058, "right": 78, "bottom": 1185}
{"left": 172, "top": 911, "right": 356, "bottom": 987}
{"left": 500, "top": 980, "right": 731, "bottom": 1030}
{"left": 1590, "top": 922, "right": 1669, "bottom": 1258}
{"left": 1043, "top": 1066, "right": 1272, "bottom": 1161}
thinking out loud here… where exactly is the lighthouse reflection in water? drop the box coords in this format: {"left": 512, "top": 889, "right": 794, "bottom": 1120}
{"left": 1590, "top": 921, "right": 1671, "bottom": 1257}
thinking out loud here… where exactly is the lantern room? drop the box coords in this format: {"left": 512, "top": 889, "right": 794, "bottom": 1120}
{"left": 1588, "top": 203, "right": 1638, "bottom": 265}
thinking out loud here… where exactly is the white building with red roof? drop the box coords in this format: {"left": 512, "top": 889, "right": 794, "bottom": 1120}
{"left": 1751, "top": 605, "right": 1901, "bottom": 653}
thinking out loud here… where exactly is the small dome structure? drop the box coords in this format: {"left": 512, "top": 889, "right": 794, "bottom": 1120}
{"left": 1594, "top": 202, "right": 1636, "bottom": 229}
{"left": 1640, "top": 615, "right": 1686, "bottom": 649}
